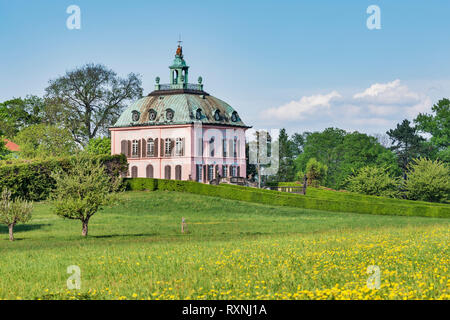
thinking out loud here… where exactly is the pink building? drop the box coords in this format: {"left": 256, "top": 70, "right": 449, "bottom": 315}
{"left": 109, "top": 45, "right": 250, "bottom": 182}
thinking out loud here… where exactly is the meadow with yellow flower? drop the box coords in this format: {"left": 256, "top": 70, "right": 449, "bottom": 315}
{"left": 0, "top": 191, "right": 448, "bottom": 300}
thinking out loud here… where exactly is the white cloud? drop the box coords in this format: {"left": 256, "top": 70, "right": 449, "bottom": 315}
{"left": 258, "top": 79, "right": 433, "bottom": 134}
{"left": 261, "top": 91, "right": 341, "bottom": 121}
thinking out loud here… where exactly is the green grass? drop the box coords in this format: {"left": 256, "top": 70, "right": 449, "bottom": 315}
{"left": 0, "top": 191, "right": 449, "bottom": 300}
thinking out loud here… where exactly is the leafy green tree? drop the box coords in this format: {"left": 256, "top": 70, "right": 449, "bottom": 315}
{"left": 45, "top": 64, "right": 143, "bottom": 145}
{"left": 346, "top": 166, "right": 401, "bottom": 198}
{"left": 0, "top": 189, "right": 33, "bottom": 241}
{"left": 85, "top": 137, "right": 111, "bottom": 155}
{"left": 305, "top": 158, "right": 327, "bottom": 187}
{"left": 387, "top": 119, "right": 427, "bottom": 172}
{"left": 414, "top": 98, "right": 450, "bottom": 162}
{"left": 51, "top": 157, "right": 122, "bottom": 237}
{"left": 0, "top": 96, "right": 45, "bottom": 138}
{"left": 14, "top": 124, "right": 78, "bottom": 159}
{"left": 0, "top": 138, "right": 10, "bottom": 160}
{"left": 295, "top": 128, "right": 398, "bottom": 189}
{"left": 404, "top": 158, "right": 450, "bottom": 203}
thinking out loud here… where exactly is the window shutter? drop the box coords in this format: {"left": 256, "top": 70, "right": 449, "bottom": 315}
{"left": 181, "top": 138, "right": 185, "bottom": 156}
{"left": 161, "top": 138, "right": 165, "bottom": 157}
{"left": 170, "top": 139, "right": 175, "bottom": 156}
{"left": 121, "top": 140, "right": 127, "bottom": 155}
{"left": 237, "top": 140, "right": 240, "bottom": 157}
{"left": 137, "top": 139, "right": 141, "bottom": 158}
{"left": 155, "top": 138, "right": 159, "bottom": 157}
{"left": 127, "top": 140, "right": 131, "bottom": 157}
{"left": 142, "top": 138, "right": 146, "bottom": 158}
{"left": 229, "top": 140, "right": 233, "bottom": 158}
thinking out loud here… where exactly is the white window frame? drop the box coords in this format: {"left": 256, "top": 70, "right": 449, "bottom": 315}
{"left": 147, "top": 138, "right": 154, "bottom": 157}
{"left": 165, "top": 138, "right": 172, "bottom": 156}
{"left": 175, "top": 137, "right": 182, "bottom": 156}
{"left": 132, "top": 140, "right": 139, "bottom": 157}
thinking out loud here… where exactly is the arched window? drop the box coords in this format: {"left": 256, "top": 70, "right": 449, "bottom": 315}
{"left": 231, "top": 111, "right": 238, "bottom": 122}
{"left": 147, "top": 138, "right": 155, "bottom": 157}
{"left": 237, "top": 166, "right": 240, "bottom": 177}
{"left": 196, "top": 108, "right": 202, "bottom": 120}
{"left": 231, "top": 165, "right": 237, "bottom": 177}
{"left": 164, "top": 165, "right": 171, "bottom": 179}
{"left": 132, "top": 140, "right": 139, "bottom": 157}
{"left": 146, "top": 164, "right": 153, "bottom": 178}
{"left": 175, "top": 165, "right": 182, "bottom": 180}
{"left": 131, "top": 166, "right": 138, "bottom": 178}
{"left": 222, "top": 165, "right": 228, "bottom": 177}
{"left": 207, "top": 165, "right": 214, "bottom": 181}
{"left": 175, "top": 138, "right": 183, "bottom": 156}
{"left": 214, "top": 110, "right": 221, "bottom": 121}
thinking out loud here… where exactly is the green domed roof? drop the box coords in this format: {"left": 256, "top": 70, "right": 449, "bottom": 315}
{"left": 112, "top": 91, "right": 248, "bottom": 128}
{"left": 112, "top": 44, "right": 248, "bottom": 129}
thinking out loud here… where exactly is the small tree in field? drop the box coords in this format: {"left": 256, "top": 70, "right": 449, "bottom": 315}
{"left": 51, "top": 157, "right": 122, "bottom": 237}
{"left": 0, "top": 189, "right": 33, "bottom": 241}
{"left": 305, "top": 158, "right": 328, "bottom": 187}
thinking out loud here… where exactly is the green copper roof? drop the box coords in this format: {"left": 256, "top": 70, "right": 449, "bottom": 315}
{"left": 111, "top": 92, "right": 248, "bottom": 128}
{"left": 111, "top": 45, "right": 248, "bottom": 129}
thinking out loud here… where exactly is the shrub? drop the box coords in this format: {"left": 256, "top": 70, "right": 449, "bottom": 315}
{"left": 125, "top": 178, "right": 450, "bottom": 218}
{"left": 305, "top": 158, "right": 327, "bottom": 187}
{"left": 404, "top": 158, "right": 450, "bottom": 203}
{"left": 0, "top": 154, "right": 127, "bottom": 201}
{"left": 345, "top": 166, "right": 401, "bottom": 198}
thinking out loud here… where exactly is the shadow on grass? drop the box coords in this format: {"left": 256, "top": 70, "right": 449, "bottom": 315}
{"left": 0, "top": 224, "right": 50, "bottom": 234}
{"left": 90, "top": 233, "right": 159, "bottom": 239}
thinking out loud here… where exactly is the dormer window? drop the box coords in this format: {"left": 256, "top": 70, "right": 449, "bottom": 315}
{"left": 231, "top": 111, "right": 238, "bottom": 122}
{"left": 149, "top": 109, "right": 157, "bottom": 121}
{"left": 214, "top": 110, "right": 221, "bottom": 121}
{"left": 166, "top": 108, "right": 174, "bottom": 121}
{"left": 132, "top": 110, "right": 140, "bottom": 122}
{"left": 196, "top": 108, "right": 202, "bottom": 120}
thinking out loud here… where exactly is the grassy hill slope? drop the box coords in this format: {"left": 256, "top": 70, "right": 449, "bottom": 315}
{"left": 1, "top": 191, "right": 448, "bottom": 300}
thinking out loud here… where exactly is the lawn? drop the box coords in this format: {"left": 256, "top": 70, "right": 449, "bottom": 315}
{"left": 0, "top": 191, "right": 448, "bottom": 300}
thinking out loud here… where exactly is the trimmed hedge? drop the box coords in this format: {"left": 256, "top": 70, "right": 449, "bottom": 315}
{"left": 125, "top": 178, "right": 450, "bottom": 218}
{"left": 0, "top": 154, "right": 127, "bottom": 201}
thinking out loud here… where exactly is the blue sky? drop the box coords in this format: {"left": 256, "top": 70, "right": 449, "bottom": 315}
{"left": 1, "top": 0, "right": 449, "bottom": 135}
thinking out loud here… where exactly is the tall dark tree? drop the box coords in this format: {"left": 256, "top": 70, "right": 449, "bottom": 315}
{"left": 45, "top": 64, "right": 143, "bottom": 145}
{"left": 414, "top": 98, "right": 450, "bottom": 162}
{"left": 290, "top": 132, "right": 306, "bottom": 157}
{"left": 276, "top": 128, "right": 295, "bottom": 182}
{"left": 387, "top": 119, "right": 427, "bottom": 172}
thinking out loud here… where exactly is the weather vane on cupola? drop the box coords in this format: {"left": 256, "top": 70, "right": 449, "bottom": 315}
{"left": 176, "top": 34, "right": 183, "bottom": 57}
{"left": 154, "top": 37, "right": 203, "bottom": 92}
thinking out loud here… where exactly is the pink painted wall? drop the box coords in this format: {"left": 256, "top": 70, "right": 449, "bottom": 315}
{"left": 110, "top": 124, "right": 247, "bottom": 182}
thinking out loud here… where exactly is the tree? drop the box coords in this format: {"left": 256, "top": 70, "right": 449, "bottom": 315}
{"left": 0, "top": 189, "right": 33, "bottom": 241}
{"left": 404, "top": 158, "right": 450, "bottom": 203}
{"left": 85, "top": 137, "right": 111, "bottom": 155}
{"left": 0, "top": 138, "right": 10, "bottom": 160}
{"left": 14, "top": 124, "right": 78, "bottom": 159}
{"left": 276, "top": 128, "right": 295, "bottom": 182}
{"left": 0, "top": 96, "right": 45, "bottom": 138}
{"left": 387, "top": 119, "right": 427, "bottom": 172}
{"left": 45, "top": 63, "right": 143, "bottom": 145}
{"left": 305, "top": 158, "right": 328, "bottom": 187}
{"left": 346, "top": 166, "right": 401, "bottom": 198}
{"left": 294, "top": 128, "right": 398, "bottom": 189}
{"left": 414, "top": 98, "right": 450, "bottom": 162}
{"left": 51, "top": 157, "right": 122, "bottom": 237}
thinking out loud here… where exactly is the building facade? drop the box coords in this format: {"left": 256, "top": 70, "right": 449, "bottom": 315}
{"left": 109, "top": 45, "right": 250, "bottom": 182}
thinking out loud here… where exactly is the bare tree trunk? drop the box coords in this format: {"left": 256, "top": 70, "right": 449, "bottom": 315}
{"left": 82, "top": 220, "right": 89, "bottom": 237}
{"left": 8, "top": 224, "right": 14, "bottom": 241}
